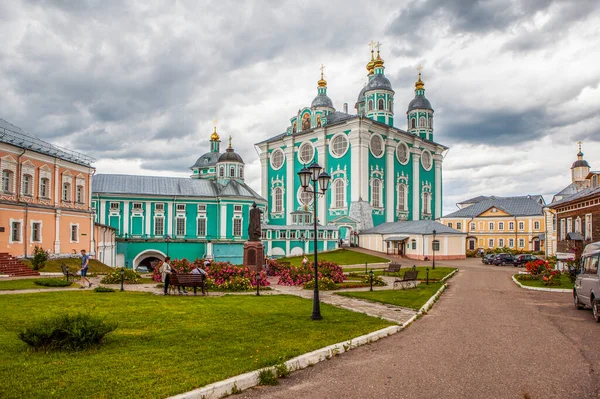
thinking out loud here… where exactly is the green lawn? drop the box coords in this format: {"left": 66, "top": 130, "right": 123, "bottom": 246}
{"left": 514, "top": 274, "right": 574, "bottom": 289}
{"left": 0, "top": 278, "right": 75, "bottom": 291}
{"left": 279, "top": 249, "right": 390, "bottom": 267}
{"left": 348, "top": 267, "right": 456, "bottom": 281}
{"left": 0, "top": 292, "right": 392, "bottom": 398}
{"left": 22, "top": 258, "right": 113, "bottom": 274}
{"left": 337, "top": 282, "right": 444, "bottom": 310}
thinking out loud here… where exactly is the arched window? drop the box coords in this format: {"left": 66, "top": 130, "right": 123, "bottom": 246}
{"left": 40, "top": 177, "right": 49, "bottom": 198}
{"left": 419, "top": 116, "right": 426, "bottom": 127}
{"left": 76, "top": 185, "right": 84, "bottom": 203}
{"left": 398, "top": 184, "right": 407, "bottom": 211}
{"left": 230, "top": 166, "right": 235, "bottom": 177}
{"left": 388, "top": 99, "right": 393, "bottom": 112}
{"left": 22, "top": 174, "right": 33, "bottom": 196}
{"left": 302, "top": 113, "right": 310, "bottom": 130}
{"left": 378, "top": 99, "right": 384, "bottom": 110}
{"left": 422, "top": 192, "right": 431, "bottom": 214}
{"left": 334, "top": 179, "right": 345, "bottom": 208}
{"left": 219, "top": 167, "right": 224, "bottom": 177}
{"left": 239, "top": 167, "right": 243, "bottom": 178}
{"left": 273, "top": 187, "right": 283, "bottom": 213}
{"left": 411, "top": 118, "right": 416, "bottom": 129}
{"left": 62, "top": 183, "right": 71, "bottom": 201}
{"left": 372, "top": 179, "right": 382, "bottom": 208}
{"left": 368, "top": 100, "right": 373, "bottom": 111}
{"left": 2, "top": 170, "right": 13, "bottom": 193}
{"left": 316, "top": 115, "right": 322, "bottom": 127}
{"left": 292, "top": 121, "right": 297, "bottom": 133}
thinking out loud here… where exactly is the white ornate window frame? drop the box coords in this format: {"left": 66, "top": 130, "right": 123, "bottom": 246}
{"left": 270, "top": 176, "right": 285, "bottom": 219}
{"left": 297, "top": 141, "right": 315, "bottom": 165}
{"left": 396, "top": 172, "right": 409, "bottom": 220}
{"left": 421, "top": 149, "right": 433, "bottom": 171}
{"left": 369, "top": 132, "right": 384, "bottom": 158}
{"left": 421, "top": 181, "right": 432, "bottom": 219}
{"left": 396, "top": 141, "right": 410, "bottom": 165}
{"left": 329, "top": 133, "right": 349, "bottom": 159}
{"left": 329, "top": 165, "right": 348, "bottom": 215}
{"left": 270, "top": 148, "right": 285, "bottom": 170}
{"left": 369, "top": 166, "right": 384, "bottom": 214}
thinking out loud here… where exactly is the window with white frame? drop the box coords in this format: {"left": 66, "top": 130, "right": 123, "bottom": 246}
{"left": 31, "top": 222, "right": 41, "bottom": 242}
{"left": 499, "top": 238, "right": 505, "bottom": 247}
{"left": 2, "top": 170, "right": 14, "bottom": 192}
{"left": 233, "top": 218, "right": 242, "bottom": 236}
{"left": 372, "top": 179, "right": 382, "bottom": 208}
{"left": 40, "top": 178, "right": 49, "bottom": 198}
{"left": 219, "top": 166, "right": 225, "bottom": 177}
{"left": 155, "top": 203, "right": 164, "bottom": 212}
{"left": 422, "top": 192, "right": 431, "bottom": 214}
{"left": 421, "top": 150, "right": 432, "bottom": 170}
{"left": 22, "top": 174, "right": 33, "bottom": 196}
{"left": 299, "top": 185, "right": 313, "bottom": 206}
{"left": 518, "top": 221, "right": 525, "bottom": 230}
{"left": 370, "top": 134, "right": 383, "bottom": 157}
{"left": 448, "top": 222, "right": 453, "bottom": 228}
{"left": 230, "top": 166, "right": 235, "bottom": 177}
{"left": 154, "top": 217, "right": 164, "bottom": 236}
{"left": 240, "top": 167, "right": 243, "bottom": 178}
{"left": 197, "top": 218, "right": 207, "bottom": 236}
{"left": 110, "top": 202, "right": 120, "bottom": 211}
{"left": 197, "top": 204, "right": 206, "bottom": 212}
{"left": 234, "top": 205, "right": 242, "bottom": 212}
{"left": 509, "top": 222, "right": 514, "bottom": 230}
{"left": 76, "top": 185, "right": 84, "bottom": 203}
{"left": 330, "top": 134, "right": 349, "bottom": 157}
{"left": 585, "top": 214, "right": 592, "bottom": 240}
{"left": 62, "top": 183, "right": 71, "bottom": 201}
{"left": 488, "top": 238, "right": 494, "bottom": 247}
{"left": 456, "top": 222, "right": 462, "bottom": 230}
{"left": 509, "top": 238, "right": 514, "bottom": 247}
{"left": 11, "top": 221, "right": 21, "bottom": 242}
{"left": 71, "top": 224, "right": 79, "bottom": 242}
{"left": 397, "top": 184, "right": 408, "bottom": 211}
{"left": 334, "top": 179, "right": 345, "bottom": 208}
{"left": 132, "top": 202, "right": 143, "bottom": 211}
{"left": 470, "top": 222, "right": 476, "bottom": 230}
{"left": 176, "top": 204, "right": 186, "bottom": 212}
{"left": 270, "top": 149, "right": 285, "bottom": 169}
{"left": 534, "top": 221, "right": 540, "bottom": 230}
{"left": 298, "top": 142, "right": 314, "bottom": 164}
{"left": 498, "top": 222, "right": 504, "bottom": 230}
{"left": 488, "top": 222, "right": 494, "bottom": 231}
{"left": 273, "top": 187, "right": 283, "bottom": 213}
{"left": 176, "top": 218, "right": 186, "bottom": 236}
{"left": 566, "top": 218, "right": 572, "bottom": 233}
{"left": 518, "top": 238, "right": 525, "bottom": 248}
{"left": 419, "top": 116, "right": 426, "bottom": 127}
{"left": 575, "top": 217, "right": 581, "bottom": 233}
{"left": 396, "top": 142, "right": 409, "bottom": 164}
{"left": 560, "top": 219, "right": 566, "bottom": 240}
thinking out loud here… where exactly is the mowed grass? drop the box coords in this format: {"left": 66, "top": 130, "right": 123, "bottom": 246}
{"left": 371, "top": 267, "right": 456, "bottom": 281}
{"left": 22, "top": 257, "right": 113, "bottom": 274}
{"left": 0, "top": 278, "right": 75, "bottom": 291}
{"left": 279, "top": 249, "right": 390, "bottom": 267}
{"left": 514, "top": 274, "right": 574, "bottom": 289}
{"left": 337, "top": 282, "right": 444, "bottom": 310}
{"left": 0, "top": 292, "right": 392, "bottom": 399}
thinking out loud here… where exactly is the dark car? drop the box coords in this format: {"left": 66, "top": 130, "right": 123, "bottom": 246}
{"left": 482, "top": 254, "right": 496, "bottom": 265}
{"left": 491, "top": 253, "right": 515, "bottom": 266}
{"left": 512, "top": 254, "right": 541, "bottom": 267}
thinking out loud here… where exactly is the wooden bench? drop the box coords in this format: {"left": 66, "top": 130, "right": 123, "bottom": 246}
{"left": 393, "top": 270, "right": 419, "bottom": 289}
{"left": 170, "top": 273, "right": 207, "bottom": 295}
{"left": 382, "top": 263, "right": 402, "bottom": 275}
{"left": 61, "top": 264, "right": 79, "bottom": 281}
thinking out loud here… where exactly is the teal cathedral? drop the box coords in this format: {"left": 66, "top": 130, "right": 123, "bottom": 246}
{"left": 256, "top": 47, "right": 447, "bottom": 257}
{"left": 91, "top": 46, "right": 448, "bottom": 267}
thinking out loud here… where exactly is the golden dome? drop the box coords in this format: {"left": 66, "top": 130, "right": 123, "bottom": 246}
{"left": 210, "top": 126, "right": 220, "bottom": 141}
{"left": 373, "top": 50, "right": 384, "bottom": 68}
{"left": 366, "top": 49, "right": 375, "bottom": 74}
{"left": 317, "top": 65, "right": 327, "bottom": 87}
{"left": 415, "top": 72, "right": 424, "bottom": 90}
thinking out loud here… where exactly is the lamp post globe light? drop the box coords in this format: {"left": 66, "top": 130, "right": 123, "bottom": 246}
{"left": 432, "top": 229, "right": 437, "bottom": 270}
{"left": 298, "top": 163, "right": 331, "bottom": 320}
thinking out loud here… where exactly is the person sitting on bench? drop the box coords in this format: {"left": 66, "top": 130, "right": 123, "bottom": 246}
{"left": 190, "top": 264, "right": 207, "bottom": 295}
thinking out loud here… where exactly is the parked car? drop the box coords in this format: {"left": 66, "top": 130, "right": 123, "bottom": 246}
{"left": 512, "top": 254, "right": 541, "bottom": 267}
{"left": 573, "top": 241, "right": 600, "bottom": 322}
{"left": 491, "top": 253, "right": 515, "bottom": 266}
{"left": 135, "top": 265, "right": 152, "bottom": 273}
{"left": 482, "top": 254, "right": 496, "bottom": 265}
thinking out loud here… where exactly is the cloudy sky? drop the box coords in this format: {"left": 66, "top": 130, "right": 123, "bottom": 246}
{"left": 1, "top": 0, "right": 599, "bottom": 215}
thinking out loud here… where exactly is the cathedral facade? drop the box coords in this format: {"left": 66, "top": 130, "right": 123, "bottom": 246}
{"left": 256, "top": 48, "right": 448, "bottom": 257}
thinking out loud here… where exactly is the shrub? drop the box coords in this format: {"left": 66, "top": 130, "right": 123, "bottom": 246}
{"left": 94, "top": 286, "right": 115, "bottom": 293}
{"left": 362, "top": 275, "right": 387, "bottom": 286}
{"left": 303, "top": 277, "right": 338, "bottom": 291}
{"left": 34, "top": 278, "right": 72, "bottom": 287}
{"left": 274, "top": 362, "right": 290, "bottom": 378}
{"left": 100, "top": 268, "right": 141, "bottom": 284}
{"left": 31, "top": 246, "right": 49, "bottom": 271}
{"left": 525, "top": 259, "right": 561, "bottom": 286}
{"left": 18, "top": 313, "right": 117, "bottom": 352}
{"left": 278, "top": 261, "right": 346, "bottom": 286}
{"left": 257, "top": 369, "right": 278, "bottom": 386}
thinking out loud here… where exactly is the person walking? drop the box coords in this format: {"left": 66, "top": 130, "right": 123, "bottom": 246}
{"left": 79, "top": 249, "right": 92, "bottom": 289}
{"left": 159, "top": 257, "right": 173, "bottom": 295}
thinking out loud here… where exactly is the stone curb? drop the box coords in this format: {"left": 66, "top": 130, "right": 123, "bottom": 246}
{"left": 511, "top": 275, "right": 572, "bottom": 293}
{"left": 441, "top": 268, "right": 459, "bottom": 283}
{"left": 169, "top": 275, "right": 453, "bottom": 399}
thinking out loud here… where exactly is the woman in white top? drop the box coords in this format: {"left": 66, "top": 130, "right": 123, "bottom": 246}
{"left": 159, "top": 257, "right": 173, "bottom": 295}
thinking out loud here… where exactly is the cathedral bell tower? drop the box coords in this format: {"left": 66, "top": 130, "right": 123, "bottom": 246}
{"left": 571, "top": 141, "right": 590, "bottom": 184}
{"left": 363, "top": 42, "right": 394, "bottom": 127}
{"left": 407, "top": 66, "right": 434, "bottom": 141}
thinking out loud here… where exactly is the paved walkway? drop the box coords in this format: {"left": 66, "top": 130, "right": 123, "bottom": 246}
{"left": 239, "top": 258, "right": 600, "bottom": 399}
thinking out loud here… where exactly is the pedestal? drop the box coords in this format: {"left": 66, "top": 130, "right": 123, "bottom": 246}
{"left": 243, "top": 241, "right": 265, "bottom": 271}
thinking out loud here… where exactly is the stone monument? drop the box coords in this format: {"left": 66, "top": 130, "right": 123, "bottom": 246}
{"left": 243, "top": 202, "right": 265, "bottom": 270}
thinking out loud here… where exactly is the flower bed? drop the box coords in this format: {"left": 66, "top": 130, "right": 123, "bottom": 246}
{"left": 521, "top": 259, "right": 564, "bottom": 287}
{"left": 276, "top": 260, "right": 346, "bottom": 286}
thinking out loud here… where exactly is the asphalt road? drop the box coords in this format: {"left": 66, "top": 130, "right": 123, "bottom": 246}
{"left": 239, "top": 258, "right": 600, "bottom": 399}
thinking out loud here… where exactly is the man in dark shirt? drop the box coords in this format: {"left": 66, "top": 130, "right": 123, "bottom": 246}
{"left": 80, "top": 249, "right": 92, "bottom": 289}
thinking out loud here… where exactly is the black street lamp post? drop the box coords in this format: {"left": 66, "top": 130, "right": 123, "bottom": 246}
{"left": 298, "top": 162, "right": 331, "bottom": 320}
{"left": 432, "top": 229, "right": 437, "bottom": 270}
{"left": 369, "top": 269, "right": 374, "bottom": 292}
{"left": 120, "top": 267, "right": 125, "bottom": 292}
{"left": 65, "top": 264, "right": 69, "bottom": 283}
{"left": 426, "top": 267, "right": 429, "bottom": 285}
{"left": 256, "top": 272, "right": 261, "bottom": 296}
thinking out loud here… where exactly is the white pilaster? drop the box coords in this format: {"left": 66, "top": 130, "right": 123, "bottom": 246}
{"left": 385, "top": 138, "right": 395, "bottom": 222}
{"left": 123, "top": 201, "right": 130, "bottom": 235}
{"left": 206, "top": 241, "right": 213, "bottom": 258}
{"left": 411, "top": 148, "right": 421, "bottom": 221}
{"left": 316, "top": 138, "right": 327, "bottom": 224}
{"left": 145, "top": 201, "right": 151, "bottom": 235}
{"left": 100, "top": 200, "right": 106, "bottom": 225}
{"left": 259, "top": 150, "right": 268, "bottom": 199}
{"left": 434, "top": 154, "right": 442, "bottom": 219}
{"left": 220, "top": 203, "right": 227, "bottom": 239}
{"left": 359, "top": 132, "right": 370, "bottom": 202}
{"left": 284, "top": 144, "right": 295, "bottom": 225}
{"left": 285, "top": 240, "right": 290, "bottom": 256}
{"left": 54, "top": 164, "right": 60, "bottom": 206}
{"left": 167, "top": 202, "right": 173, "bottom": 236}
{"left": 349, "top": 132, "right": 361, "bottom": 202}
{"left": 54, "top": 209, "right": 61, "bottom": 254}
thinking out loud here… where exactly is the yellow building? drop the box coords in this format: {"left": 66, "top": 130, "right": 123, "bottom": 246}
{"left": 440, "top": 195, "right": 546, "bottom": 253}
{"left": 0, "top": 118, "right": 96, "bottom": 259}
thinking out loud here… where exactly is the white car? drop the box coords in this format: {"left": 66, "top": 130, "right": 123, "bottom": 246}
{"left": 574, "top": 241, "right": 600, "bottom": 322}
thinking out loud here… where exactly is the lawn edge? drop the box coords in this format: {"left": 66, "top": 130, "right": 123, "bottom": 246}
{"left": 440, "top": 268, "right": 459, "bottom": 283}
{"left": 511, "top": 275, "right": 572, "bottom": 293}
{"left": 169, "top": 278, "right": 452, "bottom": 399}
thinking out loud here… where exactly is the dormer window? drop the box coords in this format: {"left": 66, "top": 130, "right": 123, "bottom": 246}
{"left": 230, "top": 166, "right": 235, "bottom": 177}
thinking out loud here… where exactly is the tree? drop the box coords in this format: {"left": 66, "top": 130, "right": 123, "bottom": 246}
{"left": 31, "top": 246, "right": 49, "bottom": 271}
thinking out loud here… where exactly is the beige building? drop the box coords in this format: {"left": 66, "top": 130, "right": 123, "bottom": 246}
{"left": 359, "top": 220, "right": 466, "bottom": 260}
{"left": 440, "top": 195, "right": 546, "bottom": 253}
{"left": 0, "top": 118, "right": 96, "bottom": 259}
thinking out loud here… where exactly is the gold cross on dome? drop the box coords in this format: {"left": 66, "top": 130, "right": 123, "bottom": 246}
{"left": 578, "top": 141, "right": 583, "bottom": 152}
{"left": 417, "top": 64, "right": 423, "bottom": 73}
{"left": 319, "top": 64, "right": 325, "bottom": 78}
{"left": 369, "top": 40, "right": 376, "bottom": 51}
{"left": 213, "top": 118, "right": 217, "bottom": 129}
{"left": 375, "top": 41, "right": 381, "bottom": 52}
